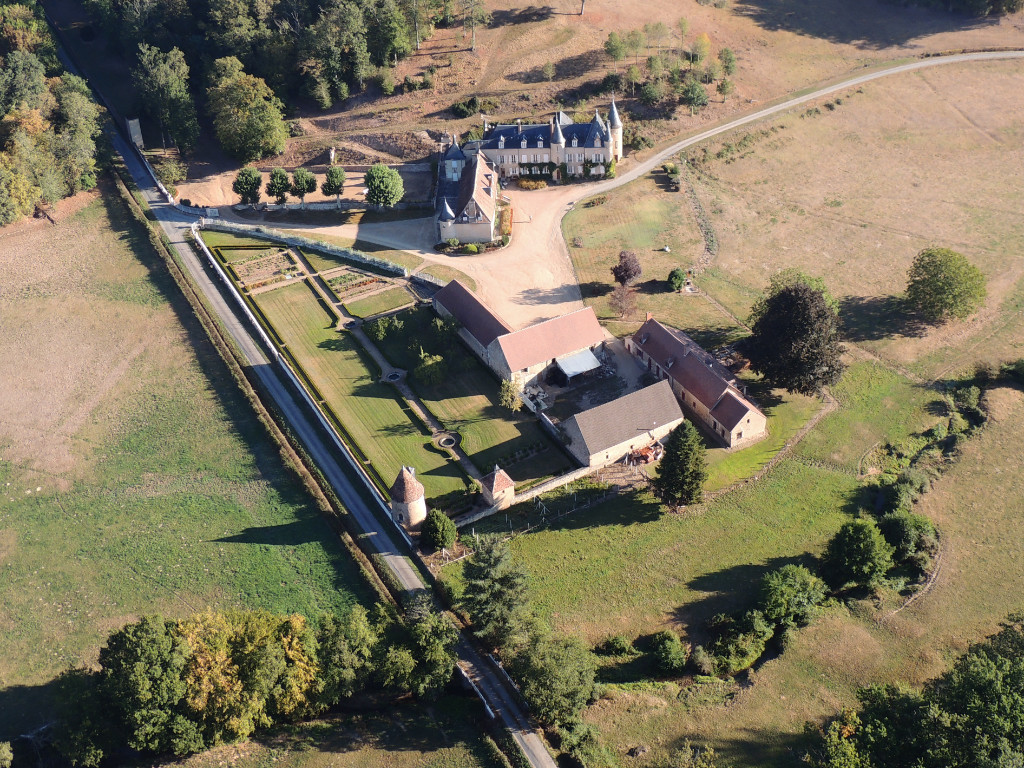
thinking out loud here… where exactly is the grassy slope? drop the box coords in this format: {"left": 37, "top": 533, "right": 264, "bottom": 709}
{"left": 0, "top": 193, "right": 373, "bottom": 739}
{"left": 251, "top": 281, "right": 469, "bottom": 501}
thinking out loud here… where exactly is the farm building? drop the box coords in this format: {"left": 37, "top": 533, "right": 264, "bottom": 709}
{"left": 433, "top": 279, "right": 514, "bottom": 365}
{"left": 626, "top": 316, "right": 767, "bottom": 449}
{"left": 561, "top": 380, "right": 685, "bottom": 468}
{"left": 488, "top": 307, "right": 607, "bottom": 388}
{"left": 436, "top": 151, "right": 503, "bottom": 244}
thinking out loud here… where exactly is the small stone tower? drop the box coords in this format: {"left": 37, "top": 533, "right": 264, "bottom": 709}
{"left": 390, "top": 466, "right": 427, "bottom": 531}
{"left": 608, "top": 96, "right": 623, "bottom": 162}
{"left": 480, "top": 465, "right": 515, "bottom": 511}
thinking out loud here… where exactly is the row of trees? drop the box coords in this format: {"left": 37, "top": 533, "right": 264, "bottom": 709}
{"left": 56, "top": 604, "right": 459, "bottom": 766}
{"left": 232, "top": 162, "right": 404, "bottom": 207}
{"left": 0, "top": 10, "right": 101, "bottom": 226}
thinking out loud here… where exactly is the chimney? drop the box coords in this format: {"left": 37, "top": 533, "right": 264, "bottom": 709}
{"left": 646, "top": 312, "right": 653, "bottom": 322}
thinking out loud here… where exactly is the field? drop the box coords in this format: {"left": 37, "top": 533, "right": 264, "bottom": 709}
{"left": 250, "top": 281, "right": 470, "bottom": 502}
{"left": 374, "top": 307, "right": 573, "bottom": 487}
{"left": 0, "top": 189, "right": 374, "bottom": 739}
{"left": 344, "top": 286, "right": 416, "bottom": 318}
{"left": 150, "top": 695, "right": 506, "bottom": 768}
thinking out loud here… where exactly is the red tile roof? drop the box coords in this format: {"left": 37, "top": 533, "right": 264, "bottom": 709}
{"left": 495, "top": 307, "right": 605, "bottom": 371}
{"left": 711, "top": 391, "right": 756, "bottom": 431}
{"left": 481, "top": 466, "right": 515, "bottom": 495}
{"left": 390, "top": 466, "right": 424, "bottom": 503}
{"left": 434, "top": 280, "right": 513, "bottom": 348}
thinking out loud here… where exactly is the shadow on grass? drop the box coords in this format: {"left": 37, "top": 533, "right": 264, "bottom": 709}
{"left": 543, "top": 488, "right": 664, "bottom": 532}
{"left": 0, "top": 678, "right": 62, "bottom": 742}
{"left": 491, "top": 5, "right": 554, "bottom": 27}
{"left": 215, "top": 519, "right": 326, "bottom": 546}
{"left": 839, "top": 294, "right": 928, "bottom": 342}
{"left": 580, "top": 280, "right": 613, "bottom": 299}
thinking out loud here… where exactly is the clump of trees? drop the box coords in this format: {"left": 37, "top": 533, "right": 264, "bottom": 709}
{"left": 54, "top": 605, "right": 458, "bottom": 766}
{"left": 805, "top": 614, "right": 1024, "bottom": 768}
{"left": 905, "top": 246, "right": 986, "bottom": 323}
{"left": 0, "top": 15, "right": 101, "bottom": 227}
{"left": 208, "top": 56, "right": 288, "bottom": 162}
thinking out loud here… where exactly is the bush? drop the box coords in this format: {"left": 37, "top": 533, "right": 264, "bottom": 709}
{"left": 758, "top": 564, "right": 827, "bottom": 629}
{"left": 446, "top": 237, "right": 460, "bottom": 248}
{"left": 652, "top": 630, "right": 689, "bottom": 674}
{"left": 669, "top": 267, "right": 687, "bottom": 291}
{"left": 379, "top": 70, "right": 395, "bottom": 95}
{"left": 517, "top": 178, "right": 548, "bottom": 190}
{"left": 822, "top": 519, "right": 895, "bottom": 590}
{"left": 878, "top": 510, "right": 938, "bottom": 565}
{"left": 450, "top": 95, "right": 497, "bottom": 118}
{"left": 952, "top": 385, "right": 981, "bottom": 412}
{"left": 601, "top": 72, "right": 623, "bottom": 93}
{"left": 422, "top": 509, "right": 457, "bottom": 550}
{"left": 600, "top": 635, "right": 635, "bottom": 656}
{"left": 708, "top": 610, "right": 773, "bottom": 675}
{"left": 461, "top": 243, "right": 480, "bottom": 254}
{"left": 690, "top": 645, "right": 715, "bottom": 675}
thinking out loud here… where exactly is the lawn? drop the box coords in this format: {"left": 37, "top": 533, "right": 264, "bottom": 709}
{"left": 281, "top": 229, "right": 425, "bottom": 273}
{"left": 251, "top": 282, "right": 470, "bottom": 503}
{"left": 374, "top": 307, "right": 573, "bottom": 487}
{"left": 147, "top": 695, "right": 506, "bottom": 768}
{"left": 0, "top": 190, "right": 374, "bottom": 740}
{"left": 344, "top": 286, "right": 416, "bottom": 318}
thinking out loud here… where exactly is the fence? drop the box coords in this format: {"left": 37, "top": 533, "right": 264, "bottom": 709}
{"left": 199, "top": 218, "right": 407, "bottom": 276}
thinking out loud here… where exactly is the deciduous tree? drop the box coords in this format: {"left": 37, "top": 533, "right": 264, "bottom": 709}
{"left": 290, "top": 167, "right": 316, "bottom": 208}
{"left": 603, "top": 31, "right": 626, "bottom": 70}
{"left": 718, "top": 47, "right": 737, "bottom": 75}
{"left": 512, "top": 633, "right": 596, "bottom": 727}
{"left": 906, "top": 246, "right": 986, "bottom": 323}
{"left": 499, "top": 378, "right": 523, "bottom": 412}
{"left": 132, "top": 44, "right": 199, "bottom": 151}
{"left": 364, "top": 162, "right": 404, "bottom": 207}
{"left": 266, "top": 167, "right": 290, "bottom": 205}
{"left": 321, "top": 164, "right": 346, "bottom": 207}
{"left": 652, "top": 421, "right": 707, "bottom": 507}
{"left": 232, "top": 166, "right": 262, "bottom": 206}
{"left": 610, "top": 283, "right": 636, "bottom": 318}
{"left": 207, "top": 56, "right": 287, "bottom": 162}
{"left": 611, "top": 249, "right": 642, "bottom": 285}
{"left": 822, "top": 519, "right": 894, "bottom": 590}
{"left": 757, "top": 564, "right": 827, "bottom": 629}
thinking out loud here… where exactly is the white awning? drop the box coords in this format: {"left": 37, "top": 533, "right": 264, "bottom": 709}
{"left": 556, "top": 348, "right": 601, "bottom": 378}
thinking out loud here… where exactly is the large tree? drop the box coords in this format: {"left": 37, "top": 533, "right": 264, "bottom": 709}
{"left": 652, "top": 421, "right": 707, "bottom": 507}
{"left": 266, "top": 166, "right": 290, "bottom": 205}
{"left": 906, "top": 246, "right": 986, "bottom": 323}
{"left": 745, "top": 281, "right": 844, "bottom": 395}
{"left": 460, "top": 535, "right": 530, "bottom": 649}
{"left": 611, "top": 249, "right": 642, "bottom": 285}
{"left": 364, "top": 162, "right": 404, "bottom": 208}
{"left": 422, "top": 508, "right": 457, "bottom": 550}
{"left": 316, "top": 606, "right": 379, "bottom": 703}
{"left": 604, "top": 31, "right": 626, "bottom": 70}
{"left": 131, "top": 44, "right": 199, "bottom": 151}
{"left": 822, "top": 519, "right": 894, "bottom": 591}
{"left": 206, "top": 56, "right": 287, "bottom": 162}
{"left": 511, "top": 633, "right": 596, "bottom": 727}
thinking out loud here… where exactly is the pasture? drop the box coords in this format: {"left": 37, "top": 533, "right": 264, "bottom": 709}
{"left": 0, "top": 190, "right": 374, "bottom": 739}
{"left": 250, "top": 281, "right": 470, "bottom": 502}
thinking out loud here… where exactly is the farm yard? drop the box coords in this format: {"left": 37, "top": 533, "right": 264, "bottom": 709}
{"left": 0, "top": 189, "right": 375, "bottom": 740}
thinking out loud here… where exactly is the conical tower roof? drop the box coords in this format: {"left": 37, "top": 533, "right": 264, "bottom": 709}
{"left": 390, "top": 466, "right": 425, "bottom": 503}
{"left": 551, "top": 119, "right": 565, "bottom": 145}
{"left": 609, "top": 96, "right": 622, "bottom": 129}
{"left": 439, "top": 199, "right": 456, "bottom": 221}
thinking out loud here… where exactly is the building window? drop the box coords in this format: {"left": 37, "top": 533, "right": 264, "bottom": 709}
{"left": 521, "top": 138, "right": 527, "bottom": 148}
{"left": 596, "top": 138, "right": 602, "bottom": 147}
{"left": 543, "top": 154, "right": 549, "bottom": 162}
{"left": 737, "top": 431, "right": 743, "bottom": 439}
{"left": 572, "top": 137, "right": 578, "bottom": 147}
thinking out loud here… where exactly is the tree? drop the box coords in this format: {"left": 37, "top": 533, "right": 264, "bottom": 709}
{"left": 414, "top": 349, "right": 447, "bottom": 386}
{"left": 460, "top": 535, "right": 530, "bottom": 649}
{"left": 610, "top": 284, "right": 636, "bottom": 319}
{"left": 364, "top": 162, "right": 404, "bottom": 207}
{"left": 266, "top": 167, "right": 290, "bottom": 205}
{"left": 652, "top": 629, "right": 689, "bottom": 674}
{"left": 822, "top": 519, "right": 894, "bottom": 590}
{"left": 745, "top": 281, "right": 845, "bottom": 395}
{"left": 718, "top": 47, "right": 737, "bottom": 75}
{"left": 408, "top": 610, "right": 459, "bottom": 699}
{"left": 625, "top": 29, "right": 645, "bottom": 65}
{"left": 669, "top": 267, "right": 687, "bottom": 291}
{"left": 652, "top": 421, "right": 707, "bottom": 507}
{"left": 691, "top": 32, "right": 711, "bottom": 64}
{"left": 461, "top": 0, "right": 491, "bottom": 52}
{"left": 321, "top": 164, "right": 347, "bottom": 208}
{"left": 0, "top": 742, "right": 12, "bottom": 768}
{"left": 316, "top": 606, "right": 378, "bottom": 704}
{"left": 422, "top": 509, "right": 457, "bottom": 550}
{"left": 676, "top": 17, "right": 690, "bottom": 55}
{"left": 290, "top": 167, "right": 316, "bottom": 209}
{"left": 377, "top": 646, "right": 416, "bottom": 691}
{"left": 499, "top": 378, "right": 523, "bottom": 412}
{"left": 513, "top": 633, "right": 596, "bottom": 727}
{"left": 367, "top": 0, "right": 412, "bottom": 65}
{"left": 232, "top": 166, "right": 262, "bottom": 206}
{"left": 906, "top": 246, "right": 986, "bottom": 323}
{"left": 717, "top": 78, "right": 735, "bottom": 100}
{"left": 604, "top": 31, "right": 626, "bottom": 70}
{"left": 625, "top": 63, "right": 642, "bottom": 97}
{"left": 749, "top": 268, "right": 839, "bottom": 325}
{"left": 640, "top": 79, "right": 666, "bottom": 106}
{"left": 542, "top": 61, "right": 555, "bottom": 81}
{"left": 207, "top": 56, "right": 287, "bottom": 162}
{"left": 131, "top": 44, "right": 199, "bottom": 151}
{"left": 758, "top": 565, "right": 827, "bottom": 629}
{"left": 681, "top": 79, "right": 709, "bottom": 111}
{"left": 611, "top": 249, "right": 642, "bottom": 285}
{"left": 0, "top": 49, "right": 46, "bottom": 112}
{"left": 0, "top": 155, "right": 38, "bottom": 224}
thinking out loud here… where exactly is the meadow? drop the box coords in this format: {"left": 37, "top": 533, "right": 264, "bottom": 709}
{"left": 0, "top": 189, "right": 374, "bottom": 739}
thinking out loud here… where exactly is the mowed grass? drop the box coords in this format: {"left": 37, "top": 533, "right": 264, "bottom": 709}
{"left": 374, "top": 308, "right": 572, "bottom": 487}
{"left": 149, "top": 696, "right": 505, "bottom": 768}
{"left": 251, "top": 282, "right": 468, "bottom": 501}
{"left": 0, "top": 191, "right": 374, "bottom": 740}
{"left": 798, "top": 361, "right": 941, "bottom": 471}
{"left": 343, "top": 286, "right": 415, "bottom": 318}
{"left": 280, "top": 229, "right": 425, "bottom": 273}
{"left": 585, "top": 386, "right": 1024, "bottom": 768}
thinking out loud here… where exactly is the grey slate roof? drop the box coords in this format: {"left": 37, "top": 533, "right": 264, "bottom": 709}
{"left": 443, "top": 140, "right": 466, "bottom": 161}
{"left": 478, "top": 112, "right": 611, "bottom": 152}
{"left": 609, "top": 97, "right": 622, "bottom": 129}
{"left": 566, "top": 380, "right": 684, "bottom": 458}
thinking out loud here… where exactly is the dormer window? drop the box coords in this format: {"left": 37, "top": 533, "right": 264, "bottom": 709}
{"left": 498, "top": 136, "right": 504, "bottom": 149}
{"left": 571, "top": 137, "right": 578, "bottom": 147}
{"left": 520, "top": 137, "right": 527, "bottom": 148}
{"left": 536, "top": 138, "right": 543, "bottom": 148}
{"left": 596, "top": 138, "right": 601, "bottom": 147}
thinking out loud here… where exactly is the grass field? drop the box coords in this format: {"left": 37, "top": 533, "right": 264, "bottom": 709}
{"left": 281, "top": 229, "right": 426, "bottom": 273}
{"left": 344, "top": 286, "right": 416, "bottom": 318}
{"left": 149, "top": 695, "right": 506, "bottom": 768}
{"left": 374, "top": 307, "right": 573, "bottom": 486}
{"left": 251, "top": 282, "right": 470, "bottom": 502}
{"left": 0, "top": 189, "right": 374, "bottom": 740}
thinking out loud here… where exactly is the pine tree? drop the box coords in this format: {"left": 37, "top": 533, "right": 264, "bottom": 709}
{"left": 460, "top": 535, "right": 529, "bottom": 650}
{"left": 652, "top": 421, "right": 707, "bottom": 507}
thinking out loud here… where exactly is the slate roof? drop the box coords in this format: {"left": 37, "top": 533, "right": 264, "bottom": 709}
{"left": 436, "top": 155, "right": 497, "bottom": 226}
{"left": 710, "top": 391, "right": 754, "bottom": 431}
{"left": 495, "top": 307, "right": 605, "bottom": 371}
{"left": 390, "top": 466, "right": 424, "bottom": 503}
{"left": 433, "top": 279, "right": 513, "bottom": 349}
{"left": 481, "top": 466, "right": 515, "bottom": 495}
{"left": 567, "top": 380, "right": 684, "bottom": 458}
{"left": 478, "top": 111, "right": 612, "bottom": 151}
{"left": 443, "top": 140, "right": 466, "bottom": 161}
{"left": 675, "top": 355, "right": 732, "bottom": 411}
{"left": 609, "top": 97, "right": 622, "bottom": 129}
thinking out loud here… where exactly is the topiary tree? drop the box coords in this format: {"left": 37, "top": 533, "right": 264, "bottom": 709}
{"left": 757, "top": 564, "right": 827, "bottom": 629}
{"left": 232, "top": 166, "right": 262, "bottom": 206}
{"left": 669, "top": 267, "right": 687, "bottom": 291}
{"left": 611, "top": 249, "right": 642, "bottom": 286}
{"left": 321, "top": 164, "right": 347, "bottom": 208}
{"left": 652, "top": 421, "right": 707, "bottom": 508}
{"left": 906, "top": 246, "right": 986, "bottom": 323}
{"left": 290, "top": 167, "right": 317, "bottom": 209}
{"left": 745, "top": 281, "right": 844, "bottom": 395}
{"left": 364, "top": 162, "right": 404, "bottom": 208}
{"left": 266, "top": 167, "right": 290, "bottom": 205}
{"left": 422, "top": 509, "right": 457, "bottom": 550}
{"left": 822, "top": 519, "right": 895, "bottom": 590}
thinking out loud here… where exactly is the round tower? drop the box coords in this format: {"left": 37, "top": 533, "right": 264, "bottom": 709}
{"left": 390, "top": 466, "right": 427, "bottom": 531}
{"left": 608, "top": 96, "right": 623, "bottom": 162}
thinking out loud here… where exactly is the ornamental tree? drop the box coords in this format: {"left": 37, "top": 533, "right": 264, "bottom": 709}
{"left": 905, "top": 246, "right": 986, "bottom": 323}
{"left": 422, "top": 509, "right": 457, "bottom": 550}
{"left": 321, "top": 164, "right": 347, "bottom": 208}
{"left": 611, "top": 249, "right": 642, "bottom": 285}
{"left": 290, "top": 167, "right": 316, "bottom": 209}
{"left": 364, "top": 162, "right": 404, "bottom": 208}
{"left": 232, "top": 166, "right": 262, "bottom": 206}
{"left": 266, "top": 167, "right": 290, "bottom": 205}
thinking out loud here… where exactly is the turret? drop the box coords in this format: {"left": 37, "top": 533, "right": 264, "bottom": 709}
{"left": 608, "top": 96, "right": 623, "bottom": 162}
{"left": 389, "top": 466, "right": 427, "bottom": 531}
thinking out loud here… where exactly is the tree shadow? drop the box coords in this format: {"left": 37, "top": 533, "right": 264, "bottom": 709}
{"left": 0, "top": 677, "right": 63, "bottom": 743}
{"left": 490, "top": 6, "right": 554, "bottom": 26}
{"left": 214, "top": 520, "right": 324, "bottom": 546}
{"left": 733, "top": 0, "right": 994, "bottom": 49}
{"left": 668, "top": 728, "right": 808, "bottom": 768}
{"left": 516, "top": 285, "right": 579, "bottom": 305}
{"left": 839, "top": 295, "right": 928, "bottom": 341}
{"left": 579, "top": 280, "right": 612, "bottom": 298}
{"left": 542, "top": 488, "right": 664, "bottom": 531}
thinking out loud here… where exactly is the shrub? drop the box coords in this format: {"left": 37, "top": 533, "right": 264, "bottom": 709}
{"left": 708, "top": 610, "right": 773, "bottom": 675}
{"left": 878, "top": 510, "right": 938, "bottom": 565}
{"left": 690, "top": 645, "right": 715, "bottom": 675}
{"left": 601, "top": 72, "right": 623, "bottom": 93}
{"left": 600, "top": 635, "right": 635, "bottom": 656}
{"left": 422, "top": 509, "right": 457, "bottom": 550}
{"left": 461, "top": 243, "right": 480, "bottom": 254}
{"left": 517, "top": 178, "right": 548, "bottom": 190}
{"left": 952, "top": 385, "right": 981, "bottom": 412}
{"left": 446, "top": 237, "right": 460, "bottom": 248}
{"left": 450, "top": 95, "right": 497, "bottom": 118}
{"left": 898, "top": 467, "right": 932, "bottom": 497}
{"left": 669, "top": 267, "right": 687, "bottom": 291}
{"left": 652, "top": 629, "right": 689, "bottom": 674}
{"left": 379, "top": 70, "right": 394, "bottom": 95}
